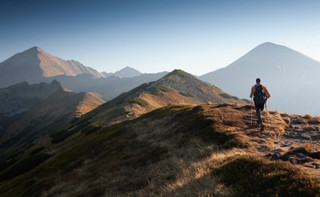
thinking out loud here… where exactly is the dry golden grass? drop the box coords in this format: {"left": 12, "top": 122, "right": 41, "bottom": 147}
{"left": 76, "top": 93, "right": 105, "bottom": 117}
{"left": 303, "top": 114, "right": 313, "bottom": 119}
{"left": 2, "top": 104, "right": 320, "bottom": 197}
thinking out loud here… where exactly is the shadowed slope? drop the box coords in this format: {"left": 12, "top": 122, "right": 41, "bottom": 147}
{"left": 0, "top": 81, "right": 104, "bottom": 159}
{"left": 0, "top": 104, "right": 319, "bottom": 196}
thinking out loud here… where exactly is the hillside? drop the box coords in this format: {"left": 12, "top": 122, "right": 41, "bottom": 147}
{"left": 0, "top": 81, "right": 105, "bottom": 159}
{"left": 0, "top": 80, "right": 63, "bottom": 117}
{"left": 200, "top": 42, "right": 320, "bottom": 115}
{"left": 0, "top": 47, "right": 103, "bottom": 88}
{"left": 82, "top": 69, "right": 248, "bottom": 126}
{"left": 0, "top": 103, "right": 319, "bottom": 196}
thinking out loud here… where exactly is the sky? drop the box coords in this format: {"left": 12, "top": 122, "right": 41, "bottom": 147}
{"left": 0, "top": 0, "right": 320, "bottom": 75}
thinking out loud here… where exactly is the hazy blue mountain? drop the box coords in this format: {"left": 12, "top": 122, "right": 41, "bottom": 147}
{"left": 200, "top": 42, "right": 320, "bottom": 115}
{"left": 113, "top": 66, "right": 142, "bottom": 78}
{"left": 100, "top": 71, "right": 113, "bottom": 78}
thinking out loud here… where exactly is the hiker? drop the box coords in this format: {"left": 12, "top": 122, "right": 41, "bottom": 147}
{"left": 250, "top": 78, "right": 271, "bottom": 131}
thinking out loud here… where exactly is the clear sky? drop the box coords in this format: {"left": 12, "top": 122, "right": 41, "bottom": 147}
{"left": 1, "top": 0, "right": 319, "bottom": 75}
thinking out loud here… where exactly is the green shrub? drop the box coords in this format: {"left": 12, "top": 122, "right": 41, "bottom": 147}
{"left": 179, "top": 91, "right": 194, "bottom": 97}
{"left": 155, "top": 85, "right": 171, "bottom": 92}
{"left": 130, "top": 98, "right": 149, "bottom": 107}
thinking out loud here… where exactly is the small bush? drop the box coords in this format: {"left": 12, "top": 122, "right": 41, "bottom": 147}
{"left": 303, "top": 114, "right": 312, "bottom": 119}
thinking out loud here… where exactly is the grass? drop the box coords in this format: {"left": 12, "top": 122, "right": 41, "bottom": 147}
{"left": 219, "top": 93, "right": 233, "bottom": 99}
{"left": 29, "top": 146, "right": 45, "bottom": 155}
{"left": 179, "top": 91, "right": 194, "bottom": 97}
{"left": 0, "top": 105, "right": 246, "bottom": 196}
{"left": 0, "top": 153, "right": 52, "bottom": 182}
{"left": 1, "top": 104, "right": 317, "bottom": 196}
{"left": 130, "top": 97, "right": 149, "bottom": 107}
{"left": 50, "top": 127, "right": 79, "bottom": 144}
{"left": 155, "top": 84, "right": 171, "bottom": 92}
{"left": 219, "top": 93, "right": 240, "bottom": 101}
{"left": 218, "top": 155, "right": 320, "bottom": 196}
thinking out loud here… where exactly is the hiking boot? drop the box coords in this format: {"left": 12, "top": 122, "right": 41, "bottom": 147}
{"left": 260, "top": 124, "right": 265, "bottom": 131}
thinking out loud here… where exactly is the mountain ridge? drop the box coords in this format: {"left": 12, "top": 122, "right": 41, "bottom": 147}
{"left": 82, "top": 69, "right": 248, "bottom": 126}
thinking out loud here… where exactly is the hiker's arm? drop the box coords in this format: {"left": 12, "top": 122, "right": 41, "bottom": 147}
{"left": 264, "top": 87, "right": 271, "bottom": 98}
{"left": 250, "top": 86, "right": 255, "bottom": 98}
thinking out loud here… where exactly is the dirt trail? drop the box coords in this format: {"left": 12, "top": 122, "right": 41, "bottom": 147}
{"left": 241, "top": 106, "right": 320, "bottom": 179}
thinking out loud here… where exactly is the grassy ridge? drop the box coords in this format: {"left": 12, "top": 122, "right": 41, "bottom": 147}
{"left": 0, "top": 104, "right": 319, "bottom": 196}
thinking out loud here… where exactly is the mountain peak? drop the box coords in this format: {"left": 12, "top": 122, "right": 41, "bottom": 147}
{"left": 159, "top": 69, "right": 197, "bottom": 83}
{"left": 49, "top": 79, "right": 70, "bottom": 92}
{"left": 249, "top": 42, "right": 298, "bottom": 56}
{"left": 0, "top": 46, "right": 103, "bottom": 87}
{"left": 166, "top": 69, "right": 190, "bottom": 77}
{"left": 259, "top": 42, "right": 277, "bottom": 46}
{"left": 24, "top": 46, "right": 44, "bottom": 54}
{"left": 113, "top": 66, "right": 142, "bottom": 78}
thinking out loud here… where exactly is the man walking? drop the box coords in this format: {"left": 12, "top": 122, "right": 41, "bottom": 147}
{"left": 250, "top": 78, "right": 271, "bottom": 131}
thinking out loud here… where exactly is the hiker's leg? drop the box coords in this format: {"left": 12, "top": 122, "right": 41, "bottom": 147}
{"left": 259, "top": 104, "right": 265, "bottom": 131}
{"left": 255, "top": 103, "right": 262, "bottom": 124}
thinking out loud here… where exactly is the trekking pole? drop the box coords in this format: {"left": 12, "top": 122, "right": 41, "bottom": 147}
{"left": 250, "top": 98, "right": 253, "bottom": 126}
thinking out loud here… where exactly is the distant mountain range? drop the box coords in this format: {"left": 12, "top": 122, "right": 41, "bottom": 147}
{"left": 0, "top": 47, "right": 167, "bottom": 100}
{"left": 200, "top": 42, "right": 320, "bottom": 115}
{"left": 2, "top": 43, "right": 320, "bottom": 115}
{"left": 49, "top": 71, "right": 168, "bottom": 100}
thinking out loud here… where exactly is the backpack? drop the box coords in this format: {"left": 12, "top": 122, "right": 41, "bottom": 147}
{"left": 254, "top": 84, "right": 267, "bottom": 104}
